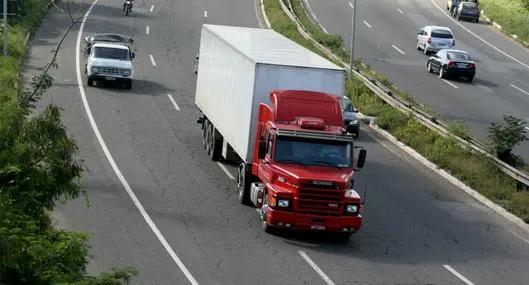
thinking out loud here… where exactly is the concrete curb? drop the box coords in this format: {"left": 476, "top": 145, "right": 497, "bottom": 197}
{"left": 368, "top": 122, "right": 529, "bottom": 235}
{"left": 480, "top": 9, "right": 529, "bottom": 48}
{"left": 259, "top": 0, "right": 272, "bottom": 29}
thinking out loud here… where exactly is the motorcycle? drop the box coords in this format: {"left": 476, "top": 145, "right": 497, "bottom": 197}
{"left": 124, "top": 0, "right": 132, "bottom": 16}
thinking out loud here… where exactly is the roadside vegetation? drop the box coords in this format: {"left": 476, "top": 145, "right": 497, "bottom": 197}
{"left": 479, "top": 0, "right": 529, "bottom": 45}
{"left": 263, "top": 0, "right": 529, "bottom": 222}
{"left": 0, "top": 0, "right": 138, "bottom": 283}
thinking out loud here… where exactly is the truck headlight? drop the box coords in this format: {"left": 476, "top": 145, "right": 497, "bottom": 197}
{"left": 92, "top": 67, "right": 100, "bottom": 73}
{"left": 277, "top": 199, "right": 290, "bottom": 207}
{"left": 345, "top": 204, "right": 359, "bottom": 213}
{"left": 122, "top": 69, "right": 131, "bottom": 76}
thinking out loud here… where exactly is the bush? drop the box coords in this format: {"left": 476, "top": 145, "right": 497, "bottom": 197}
{"left": 479, "top": 0, "right": 529, "bottom": 44}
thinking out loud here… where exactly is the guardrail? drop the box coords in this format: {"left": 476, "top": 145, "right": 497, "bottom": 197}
{"left": 278, "top": 0, "right": 529, "bottom": 188}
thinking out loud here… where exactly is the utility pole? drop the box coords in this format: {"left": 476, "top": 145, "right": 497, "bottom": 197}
{"left": 348, "top": 0, "right": 357, "bottom": 77}
{"left": 3, "top": 0, "right": 7, "bottom": 56}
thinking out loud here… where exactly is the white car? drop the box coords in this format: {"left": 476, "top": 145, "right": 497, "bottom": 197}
{"left": 83, "top": 33, "right": 135, "bottom": 89}
{"left": 416, "top": 26, "right": 456, "bottom": 55}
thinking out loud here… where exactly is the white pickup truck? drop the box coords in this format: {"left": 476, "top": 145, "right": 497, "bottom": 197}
{"left": 83, "top": 33, "right": 135, "bottom": 89}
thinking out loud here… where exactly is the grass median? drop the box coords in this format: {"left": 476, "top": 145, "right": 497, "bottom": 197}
{"left": 0, "top": 0, "right": 50, "bottom": 102}
{"left": 479, "top": 0, "right": 529, "bottom": 45}
{"left": 264, "top": 0, "right": 529, "bottom": 223}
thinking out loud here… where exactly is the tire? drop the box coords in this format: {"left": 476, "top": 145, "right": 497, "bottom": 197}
{"left": 201, "top": 118, "right": 207, "bottom": 149}
{"left": 427, "top": 61, "right": 433, "bottom": 73}
{"left": 423, "top": 45, "right": 429, "bottom": 55}
{"left": 474, "top": 18, "right": 479, "bottom": 23}
{"left": 208, "top": 123, "right": 221, "bottom": 161}
{"left": 439, "top": 66, "right": 446, "bottom": 79}
{"left": 204, "top": 120, "right": 211, "bottom": 154}
{"left": 236, "top": 163, "right": 252, "bottom": 205}
{"left": 87, "top": 77, "right": 94, "bottom": 86}
{"left": 125, "top": 80, "right": 132, "bottom": 89}
{"left": 334, "top": 232, "right": 353, "bottom": 242}
{"left": 416, "top": 40, "right": 421, "bottom": 50}
{"left": 467, "top": 75, "right": 474, "bottom": 83}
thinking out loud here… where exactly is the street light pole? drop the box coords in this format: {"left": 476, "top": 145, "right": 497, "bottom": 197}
{"left": 3, "top": 0, "right": 7, "bottom": 56}
{"left": 348, "top": 0, "right": 357, "bottom": 76}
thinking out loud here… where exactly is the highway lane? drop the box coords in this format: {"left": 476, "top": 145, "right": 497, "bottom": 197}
{"left": 306, "top": 0, "right": 529, "bottom": 161}
{"left": 24, "top": 0, "right": 529, "bottom": 284}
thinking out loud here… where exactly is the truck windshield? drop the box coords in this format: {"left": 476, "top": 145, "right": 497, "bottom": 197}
{"left": 93, "top": 47, "right": 130, "bottom": 60}
{"left": 274, "top": 136, "right": 352, "bottom": 168}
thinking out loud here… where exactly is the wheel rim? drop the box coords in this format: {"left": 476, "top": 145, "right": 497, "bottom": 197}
{"left": 208, "top": 125, "right": 214, "bottom": 156}
{"left": 427, "top": 62, "right": 431, "bottom": 72}
{"left": 205, "top": 124, "right": 211, "bottom": 153}
{"left": 439, "top": 67, "right": 444, "bottom": 78}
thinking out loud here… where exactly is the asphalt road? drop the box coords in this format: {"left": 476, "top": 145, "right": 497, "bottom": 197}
{"left": 22, "top": 0, "right": 529, "bottom": 284}
{"left": 306, "top": 0, "right": 529, "bottom": 161}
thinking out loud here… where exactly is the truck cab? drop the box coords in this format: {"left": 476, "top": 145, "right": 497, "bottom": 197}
{"left": 240, "top": 90, "right": 367, "bottom": 240}
{"left": 83, "top": 33, "right": 135, "bottom": 89}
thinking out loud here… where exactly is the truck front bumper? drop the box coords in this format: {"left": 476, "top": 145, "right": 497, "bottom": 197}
{"left": 88, "top": 74, "right": 132, "bottom": 82}
{"left": 266, "top": 207, "right": 362, "bottom": 233}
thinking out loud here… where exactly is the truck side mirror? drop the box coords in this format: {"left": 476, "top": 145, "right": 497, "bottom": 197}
{"left": 258, "top": 138, "right": 266, "bottom": 159}
{"left": 356, "top": 149, "right": 366, "bottom": 168}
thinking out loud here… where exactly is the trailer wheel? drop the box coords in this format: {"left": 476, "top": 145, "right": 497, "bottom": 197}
{"left": 236, "top": 163, "right": 252, "bottom": 205}
{"left": 204, "top": 120, "right": 211, "bottom": 154}
{"left": 207, "top": 124, "right": 221, "bottom": 161}
{"left": 202, "top": 118, "right": 208, "bottom": 149}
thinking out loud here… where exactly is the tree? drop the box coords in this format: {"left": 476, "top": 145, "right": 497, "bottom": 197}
{"left": 1, "top": 0, "right": 138, "bottom": 283}
{"left": 488, "top": 115, "right": 528, "bottom": 167}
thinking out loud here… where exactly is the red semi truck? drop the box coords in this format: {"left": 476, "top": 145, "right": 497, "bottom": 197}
{"left": 194, "top": 24, "right": 367, "bottom": 240}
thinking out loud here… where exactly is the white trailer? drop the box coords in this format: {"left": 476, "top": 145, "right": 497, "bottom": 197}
{"left": 194, "top": 24, "right": 346, "bottom": 163}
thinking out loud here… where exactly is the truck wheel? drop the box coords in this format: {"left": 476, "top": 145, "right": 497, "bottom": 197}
{"left": 204, "top": 120, "right": 211, "bottom": 154}
{"left": 87, "top": 77, "right": 94, "bottom": 86}
{"left": 334, "top": 232, "right": 353, "bottom": 242}
{"left": 260, "top": 193, "right": 275, "bottom": 234}
{"left": 202, "top": 118, "right": 208, "bottom": 149}
{"left": 236, "top": 163, "right": 252, "bottom": 205}
{"left": 125, "top": 80, "right": 132, "bottom": 89}
{"left": 207, "top": 124, "right": 221, "bottom": 161}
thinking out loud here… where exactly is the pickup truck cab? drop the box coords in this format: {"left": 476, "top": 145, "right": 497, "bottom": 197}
{"left": 83, "top": 33, "right": 135, "bottom": 89}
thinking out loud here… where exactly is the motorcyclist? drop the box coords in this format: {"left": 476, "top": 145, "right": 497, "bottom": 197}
{"left": 123, "top": 0, "right": 133, "bottom": 11}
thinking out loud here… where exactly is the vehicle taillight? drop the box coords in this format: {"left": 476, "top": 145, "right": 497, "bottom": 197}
{"left": 427, "top": 37, "right": 432, "bottom": 44}
{"left": 468, "top": 63, "right": 475, "bottom": 69}
{"left": 447, "top": 61, "right": 456, "bottom": 67}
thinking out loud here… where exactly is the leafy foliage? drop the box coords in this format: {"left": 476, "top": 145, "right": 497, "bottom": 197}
{"left": 488, "top": 115, "right": 528, "bottom": 166}
{"left": 1, "top": 0, "right": 138, "bottom": 283}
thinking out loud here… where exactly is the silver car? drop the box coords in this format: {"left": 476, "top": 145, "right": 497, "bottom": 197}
{"left": 416, "top": 25, "right": 456, "bottom": 55}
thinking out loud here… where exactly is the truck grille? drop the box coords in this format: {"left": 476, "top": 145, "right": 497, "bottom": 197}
{"left": 298, "top": 180, "right": 343, "bottom": 216}
{"left": 101, "top": 67, "right": 127, "bottom": 75}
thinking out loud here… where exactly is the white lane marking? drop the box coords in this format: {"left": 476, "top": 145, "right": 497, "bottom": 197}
{"left": 476, "top": 83, "right": 493, "bottom": 92}
{"left": 442, "top": 79, "right": 459, "bottom": 89}
{"left": 427, "top": 0, "right": 529, "bottom": 71}
{"left": 391, "top": 44, "right": 406, "bottom": 55}
{"left": 75, "top": 1, "right": 199, "bottom": 285}
{"left": 146, "top": 26, "right": 150, "bottom": 35}
{"left": 443, "top": 265, "right": 476, "bottom": 285}
{"left": 167, "top": 94, "right": 180, "bottom": 111}
{"left": 397, "top": 8, "right": 404, "bottom": 14}
{"left": 302, "top": 0, "right": 328, "bottom": 33}
{"left": 216, "top": 162, "right": 235, "bottom": 180}
{"left": 348, "top": 2, "right": 353, "bottom": 9}
{"left": 204, "top": 10, "right": 208, "bottom": 18}
{"left": 510, "top": 84, "right": 529, "bottom": 96}
{"left": 298, "top": 251, "right": 336, "bottom": 285}
{"left": 149, "top": 5, "right": 154, "bottom": 12}
{"left": 363, "top": 20, "right": 372, "bottom": 29}
{"left": 149, "top": 54, "right": 156, "bottom": 66}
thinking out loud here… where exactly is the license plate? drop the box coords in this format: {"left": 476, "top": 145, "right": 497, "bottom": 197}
{"left": 105, "top": 77, "right": 116, "bottom": 81}
{"left": 311, "top": 224, "right": 326, "bottom": 230}
{"left": 457, "top": 63, "right": 468, "bottom": 68}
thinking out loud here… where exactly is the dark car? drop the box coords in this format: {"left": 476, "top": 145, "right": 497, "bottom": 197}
{"left": 453, "top": 1, "right": 480, "bottom": 23}
{"left": 340, "top": 96, "right": 360, "bottom": 138}
{"left": 426, "top": 49, "right": 476, "bottom": 82}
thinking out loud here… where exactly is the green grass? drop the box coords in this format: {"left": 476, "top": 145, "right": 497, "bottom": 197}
{"left": 0, "top": 0, "right": 50, "bottom": 104}
{"left": 264, "top": 0, "right": 529, "bottom": 223}
{"left": 479, "top": 0, "right": 529, "bottom": 44}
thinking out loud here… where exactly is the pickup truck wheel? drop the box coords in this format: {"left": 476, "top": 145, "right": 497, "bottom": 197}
{"left": 87, "top": 77, "right": 94, "bottom": 86}
{"left": 125, "top": 80, "right": 132, "bottom": 89}
{"left": 236, "top": 163, "right": 252, "bottom": 205}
